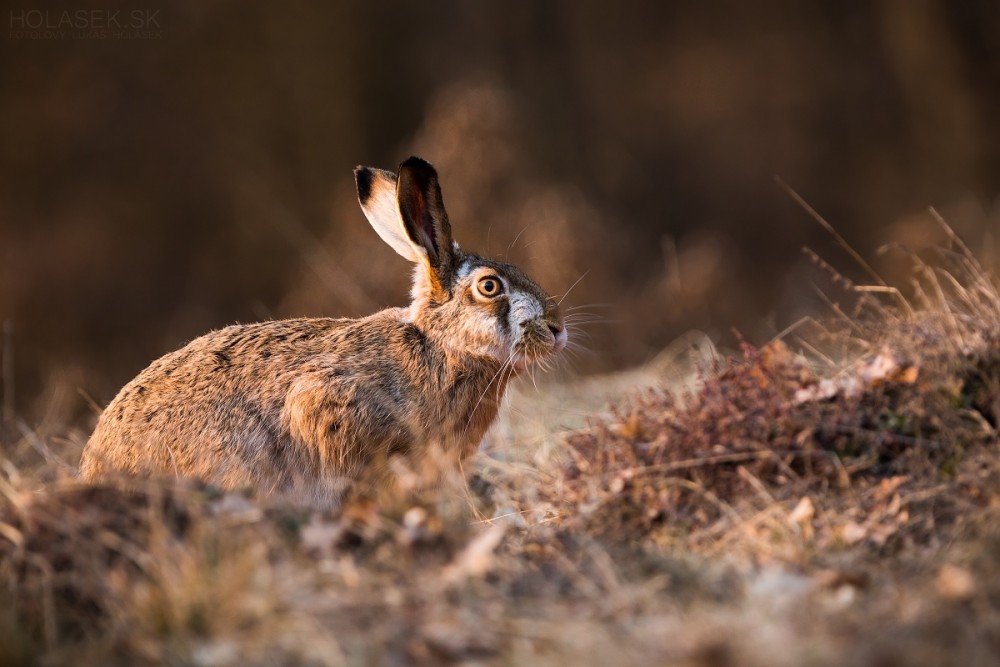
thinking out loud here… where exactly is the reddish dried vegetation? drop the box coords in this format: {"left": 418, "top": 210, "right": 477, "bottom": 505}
{"left": 558, "top": 337, "right": 999, "bottom": 549}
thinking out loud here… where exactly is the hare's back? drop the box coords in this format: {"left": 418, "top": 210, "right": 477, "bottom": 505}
{"left": 81, "top": 317, "right": 359, "bottom": 482}
{"left": 127, "top": 316, "right": 357, "bottom": 402}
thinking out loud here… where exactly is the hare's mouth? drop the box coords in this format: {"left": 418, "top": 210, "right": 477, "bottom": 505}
{"left": 512, "top": 321, "right": 566, "bottom": 369}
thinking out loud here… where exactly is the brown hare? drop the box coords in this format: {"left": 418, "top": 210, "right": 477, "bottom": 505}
{"left": 80, "top": 157, "right": 567, "bottom": 504}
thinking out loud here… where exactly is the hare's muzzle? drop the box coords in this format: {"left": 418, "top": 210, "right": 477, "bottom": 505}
{"left": 512, "top": 313, "right": 566, "bottom": 369}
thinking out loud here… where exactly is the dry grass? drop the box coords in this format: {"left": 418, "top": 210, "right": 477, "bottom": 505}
{"left": 2, "top": 229, "right": 1000, "bottom": 665}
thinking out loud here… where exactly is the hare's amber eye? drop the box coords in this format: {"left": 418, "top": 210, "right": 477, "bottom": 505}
{"left": 476, "top": 275, "right": 503, "bottom": 298}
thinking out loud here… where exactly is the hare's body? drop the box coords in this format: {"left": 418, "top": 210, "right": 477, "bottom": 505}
{"left": 81, "top": 157, "right": 565, "bottom": 502}
{"left": 83, "top": 311, "right": 506, "bottom": 502}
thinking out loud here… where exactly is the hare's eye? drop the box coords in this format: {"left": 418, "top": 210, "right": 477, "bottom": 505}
{"left": 476, "top": 275, "right": 504, "bottom": 298}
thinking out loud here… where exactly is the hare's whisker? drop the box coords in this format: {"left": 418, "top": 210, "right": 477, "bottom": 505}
{"left": 557, "top": 271, "right": 590, "bottom": 306}
{"left": 507, "top": 226, "right": 530, "bottom": 260}
{"left": 566, "top": 303, "right": 611, "bottom": 311}
{"left": 463, "top": 353, "right": 516, "bottom": 440}
{"left": 564, "top": 318, "right": 619, "bottom": 327}
{"left": 564, "top": 326, "right": 594, "bottom": 340}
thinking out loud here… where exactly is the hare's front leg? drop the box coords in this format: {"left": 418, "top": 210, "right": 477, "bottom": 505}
{"left": 280, "top": 372, "right": 412, "bottom": 480}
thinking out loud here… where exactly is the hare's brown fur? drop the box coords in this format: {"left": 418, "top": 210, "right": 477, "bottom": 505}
{"left": 82, "top": 311, "right": 506, "bottom": 503}
{"left": 81, "top": 157, "right": 565, "bottom": 503}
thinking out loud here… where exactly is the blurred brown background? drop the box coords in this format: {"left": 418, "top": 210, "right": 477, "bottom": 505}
{"left": 1, "top": 1, "right": 998, "bottom": 425}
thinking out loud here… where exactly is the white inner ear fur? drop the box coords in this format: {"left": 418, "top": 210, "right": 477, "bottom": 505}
{"left": 359, "top": 171, "right": 427, "bottom": 264}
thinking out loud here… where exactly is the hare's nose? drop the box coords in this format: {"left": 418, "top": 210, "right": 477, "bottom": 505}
{"left": 550, "top": 323, "right": 567, "bottom": 352}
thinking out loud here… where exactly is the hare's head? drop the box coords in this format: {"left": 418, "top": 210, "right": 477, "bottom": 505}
{"left": 355, "top": 157, "right": 566, "bottom": 370}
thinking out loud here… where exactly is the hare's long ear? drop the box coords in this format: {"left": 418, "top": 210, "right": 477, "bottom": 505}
{"left": 354, "top": 157, "right": 457, "bottom": 295}
{"left": 395, "top": 157, "right": 456, "bottom": 292}
{"left": 354, "top": 165, "right": 423, "bottom": 263}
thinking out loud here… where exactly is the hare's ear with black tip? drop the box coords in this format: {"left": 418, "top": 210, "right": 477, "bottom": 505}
{"left": 355, "top": 165, "right": 423, "bottom": 263}
{"left": 354, "top": 157, "right": 457, "bottom": 295}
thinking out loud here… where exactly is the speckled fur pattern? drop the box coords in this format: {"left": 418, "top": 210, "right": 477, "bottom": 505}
{"left": 81, "top": 157, "right": 566, "bottom": 505}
